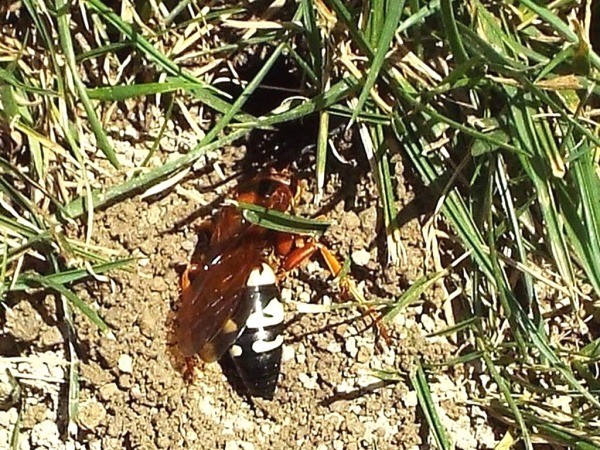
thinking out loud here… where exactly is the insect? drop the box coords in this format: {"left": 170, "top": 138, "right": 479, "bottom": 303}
{"left": 175, "top": 171, "right": 342, "bottom": 398}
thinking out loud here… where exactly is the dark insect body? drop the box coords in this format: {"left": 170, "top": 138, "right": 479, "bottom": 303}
{"left": 175, "top": 172, "right": 340, "bottom": 398}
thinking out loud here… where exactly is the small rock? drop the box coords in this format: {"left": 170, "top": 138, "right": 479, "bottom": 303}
{"left": 351, "top": 249, "right": 371, "bottom": 267}
{"left": 404, "top": 390, "right": 418, "bottom": 407}
{"left": 103, "top": 308, "right": 124, "bottom": 328}
{"left": 137, "top": 310, "right": 156, "bottom": 338}
{"left": 106, "top": 414, "right": 124, "bottom": 438}
{"left": 298, "top": 291, "right": 311, "bottom": 303}
{"left": 99, "top": 383, "right": 119, "bottom": 401}
{"left": 420, "top": 315, "right": 436, "bottom": 333}
{"left": 117, "top": 355, "right": 133, "bottom": 374}
{"left": 280, "top": 288, "right": 292, "bottom": 303}
{"left": 298, "top": 373, "right": 318, "bottom": 390}
{"left": 30, "top": 419, "right": 60, "bottom": 449}
{"left": 185, "top": 428, "right": 198, "bottom": 443}
{"left": 335, "top": 324, "right": 349, "bottom": 339}
{"left": 22, "top": 404, "right": 49, "bottom": 429}
{"left": 150, "top": 277, "right": 168, "bottom": 293}
{"left": 0, "top": 409, "right": 18, "bottom": 428}
{"left": 356, "top": 346, "right": 370, "bottom": 363}
{"left": 344, "top": 337, "right": 358, "bottom": 358}
{"left": 80, "top": 362, "right": 113, "bottom": 385}
{"left": 130, "top": 386, "right": 143, "bottom": 400}
{"left": 326, "top": 342, "right": 341, "bottom": 354}
{"left": 19, "top": 433, "right": 31, "bottom": 450}
{"left": 39, "top": 327, "right": 62, "bottom": 348}
{"left": 146, "top": 206, "right": 162, "bottom": 225}
{"left": 77, "top": 399, "right": 106, "bottom": 431}
{"left": 225, "top": 441, "right": 255, "bottom": 450}
{"left": 359, "top": 207, "right": 377, "bottom": 232}
{"left": 118, "top": 374, "right": 133, "bottom": 389}
{"left": 88, "top": 440, "right": 102, "bottom": 450}
{"left": 282, "top": 345, "right": 295, "bottom": 362}
{"left": 0, "top": 428, "right": 9, "bottom": 448}
{"left": 97, "top": 340, "right": 120, "bottom": 369}
{"left": 356, "top": 373, "right": 381, "bottom": 388}
{"left": 344, "top": 212, "right": 361, "bottom": 231}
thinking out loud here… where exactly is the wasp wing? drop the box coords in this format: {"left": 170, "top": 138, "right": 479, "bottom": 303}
{"left": 176, "top": 232, "right": 266, "bottom": 361}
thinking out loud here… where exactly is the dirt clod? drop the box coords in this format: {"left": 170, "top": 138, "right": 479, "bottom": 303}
{"left": 5, "top": 300, "right": 44, "bottom": 343}
{"left": 77, "top": 399, "right": 107, "bottom": 431}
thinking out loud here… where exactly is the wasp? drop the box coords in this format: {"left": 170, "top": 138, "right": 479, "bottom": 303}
{"left": 175, "top": 171, "right": 343, "bottom": 398}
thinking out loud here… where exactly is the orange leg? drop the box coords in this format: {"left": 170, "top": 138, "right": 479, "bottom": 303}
{"left": 280, "top": 240, "right": 391, "bottom": 346}
{"left": 281, "top": 242, "right": 319, "bottom": 272}
{"left": 281, "top": 241, "right": 342, "bottom": 277}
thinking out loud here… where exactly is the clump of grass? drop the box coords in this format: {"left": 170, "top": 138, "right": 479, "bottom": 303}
{"left": 1, "top": 0, "right": 599, "bottom": 447}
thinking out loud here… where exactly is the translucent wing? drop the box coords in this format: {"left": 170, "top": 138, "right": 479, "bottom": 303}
{"left": 176, "top": 228, "right": 267, "bottom": 361}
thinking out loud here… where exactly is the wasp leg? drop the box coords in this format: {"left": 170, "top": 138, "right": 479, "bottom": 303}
{"left": 280, "top": 241, "right": 341, "bottom": 276}
{"left": 280, "top": 241, "right": 320, "bottom": 273}
{"left": 281, "top": 241, "right": 391, "bottom": 345}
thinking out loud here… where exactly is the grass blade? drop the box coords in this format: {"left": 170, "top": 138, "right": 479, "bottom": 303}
{"left": 351, "top": 0, "right": 403, "bottom": 123}
{"left": 7, "top": 258, "right": 134, "bottom": 292}
{"left": 410, "top": 361, "right": 453, "bottom": 450}
{"left": 236, "top": 201, "right": 331, "bottom": 236}
{"left": 56, "top": 0, "right": 120, "bottom": 168}
{"left": 22, "top": 274, "right": 108, "bottom": 331}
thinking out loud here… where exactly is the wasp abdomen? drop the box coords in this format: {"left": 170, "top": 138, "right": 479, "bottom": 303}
{"left": 229, "top": 264, "right": 284, "bottom": 399}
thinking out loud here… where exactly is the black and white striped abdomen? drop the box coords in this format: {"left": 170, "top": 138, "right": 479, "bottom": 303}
{"left": 229, "top": 263, "right": 284, "bottom": 399}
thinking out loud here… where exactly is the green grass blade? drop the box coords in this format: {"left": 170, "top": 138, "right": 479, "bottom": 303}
{"left": 315, "top": 110, "right": 329, "bottom": 203}
{"left": 0, "top": 67, "right": 59, "bottom": 97}
{"left": 236, "top": 201, "right": 331, "bottom": 236}
{"left": 480, "top": 344, "right": 532, "bottom": 449}
{"left": 506, "top": 89, "right": 576, "bottom": 290}
{"left": 351, "top": 0, "right": 404, "bottom": 123}
{"left": 7, "top": 258, "right": 134, "bottom": 292}
{"left": 198, "top": 37, "right": 288, "bottom": 146}
{"left": 250, "top": 77, "right": 361, "bottom": 128}
{"left": 56, "top": 0, "right": 120, "bottom": 168}
{"left": 558, "top": 148, "right": 600, "bottom": 296}
{"left": 22, "top": 274, "right": 108, "bottom": 331}
{"left": 440, "top": 0, "right": 467, "bottom": 64}
{"left": 60, "top": 128, "right": 248, "bottom": 219}
{"left": 410, "top": 361, "right": 453, "bottom": 450}
{"left": 519, "top": 0, "right": 600, "bottom": 70}
{"left": 385, "top": 269, "right": 448, "bottom": 322}
{"left": 86, "top": 80, "right": 200, "bottom": 101}
{"left": 300, "top": 0, "right": 322, "bottom": 80}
